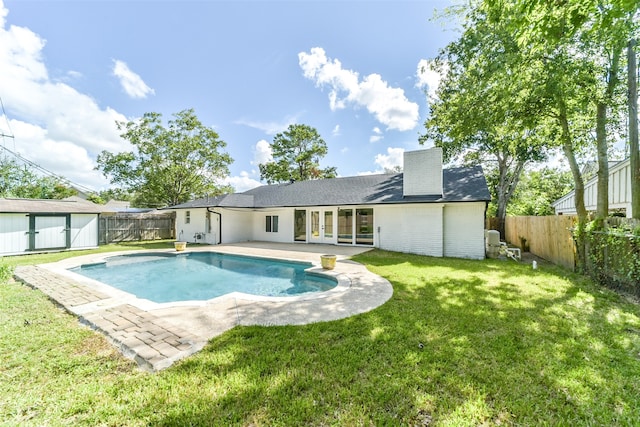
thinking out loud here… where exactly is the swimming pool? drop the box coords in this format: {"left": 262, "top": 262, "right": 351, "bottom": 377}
{"left": 69, "top": 252, "right": 337, "bottom": 303}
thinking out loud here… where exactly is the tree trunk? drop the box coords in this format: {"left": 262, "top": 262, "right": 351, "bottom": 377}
{"left": 596, "top": 101, "right": 609, "bottom": 221}
{"left": 494, "top": 154, "right": 525, "bottom": 240}
{"left": 629, "top": 38, "right": 640, "bottom": 219}
{"left": 595, "top": 46, "right": 621, "bottom": 223}
{"left": 559, "top": 101, "right": 587, "bottom": 270}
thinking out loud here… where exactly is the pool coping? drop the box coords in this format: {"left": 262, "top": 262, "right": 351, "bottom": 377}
{"left": 13, "top": 243, "right": 393, "bottom": 372}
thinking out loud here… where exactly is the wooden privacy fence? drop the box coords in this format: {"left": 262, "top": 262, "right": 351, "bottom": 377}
{"left": 497, "top": 216, "right": 577, "bottom": 270}
{"left": 99, "top": 214, "right": 175, "bottom": 244}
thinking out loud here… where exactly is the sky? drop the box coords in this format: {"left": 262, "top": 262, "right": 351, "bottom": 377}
{"left": 0, "top": 0, "right": 459, "bottom": 194}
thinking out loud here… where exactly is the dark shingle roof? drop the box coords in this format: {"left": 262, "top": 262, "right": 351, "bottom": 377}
{"left": 169, "top": 166, "right": 490, "bottom": 210}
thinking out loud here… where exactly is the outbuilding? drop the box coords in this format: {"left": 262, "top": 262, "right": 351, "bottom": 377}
{"left": 0, "top": 198, "right": 102, "bottom": 256}
{"left": 168, "top": 148, "right": 491, "bottom": 259}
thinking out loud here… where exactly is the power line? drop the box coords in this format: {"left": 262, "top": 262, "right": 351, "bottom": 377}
{"left": 1, "top": 96, "right": 98, "bottom": 195}
{"left": 0, "top": 144, "right": 97, "bottom": 194}
{"left": 0, "top": 97, "right": 15, "bottom": 147}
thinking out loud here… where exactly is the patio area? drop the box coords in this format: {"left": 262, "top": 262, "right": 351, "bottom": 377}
{"left": 13, "top": 242, "right": 393, "bottom": 372}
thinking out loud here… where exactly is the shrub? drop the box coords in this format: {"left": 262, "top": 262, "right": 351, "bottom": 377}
{"left": 0, "top": 259, "right": 13, "bottom": 283}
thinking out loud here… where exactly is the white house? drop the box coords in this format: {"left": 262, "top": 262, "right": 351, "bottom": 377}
{"left": 552, "top": 158, "right": 632, "bottom": 217}
{"left": 0, "top": 198, "right": 103, "bottom": 256}
{"left": 168, "top": 148, "right": 491, "bottom": 259}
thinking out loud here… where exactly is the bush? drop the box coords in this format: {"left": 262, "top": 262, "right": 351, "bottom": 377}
{"left": 0, "top": 259, "right": 13, "bottom": 283}
{"left": 583, "top": 221, "right": 640, "bottom": 295}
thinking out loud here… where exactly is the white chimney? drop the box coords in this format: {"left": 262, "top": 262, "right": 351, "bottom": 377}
{"left": 403, "top": 148, "right": 443, "bottom": 196}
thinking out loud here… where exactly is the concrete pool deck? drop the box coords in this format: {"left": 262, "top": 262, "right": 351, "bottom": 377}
{"left": 13, "top": 242, "right": 393, "bottom": 372}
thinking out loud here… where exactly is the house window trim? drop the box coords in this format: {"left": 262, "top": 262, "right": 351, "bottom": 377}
{"left": 266, "top": 215, "right": 279, "bottom": 233}
{"left": 185, "top": 210, "right": 191, "bottom": 224}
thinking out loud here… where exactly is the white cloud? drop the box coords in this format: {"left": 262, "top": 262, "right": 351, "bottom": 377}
{"left": 375, "top": 147, "right": 404, "bottom": 170}
{"left": 332, "top": 124, "right": 340, "bottom": 136}
{"left": 112, "top": 59, "right": 154, "bottom": 99}
{"left": 4, "top": 117, "right": 111, "bottom": 190}
{"left": 224, "top": 171, "right": 262, "bottom": 193}
{"left": 416, "top": 58, "right": 444, "bottom": 100}
{"left": 251, "top": 139, "right": 273, "bottom": 166}
{"left": 66, "top": 70, "right": 82, "bottom": 79}
{"left": 357, "top": 147, "right": 405, "bottom": 175}
{"left": 236, "top": 114, "right": 300, "bottom": 135}
{"left": 299, "top": 47, "right": 419, "bottom": 131}
{"left": 0, "top": 2, "right": 130, "bottom": 190}
{"left": 369, "top": 127, "right": 383, "bottom": 143}
{"left": 0, "top": 1, "right": 6, "bottom": 28}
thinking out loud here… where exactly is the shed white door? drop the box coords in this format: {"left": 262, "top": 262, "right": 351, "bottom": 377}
{"left": 34, "top": 216, "right": 67, "bottom": 250}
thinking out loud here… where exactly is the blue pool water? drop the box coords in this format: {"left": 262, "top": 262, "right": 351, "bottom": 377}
{"left": 70, "top": 252, "right": 337, "bottom": 303}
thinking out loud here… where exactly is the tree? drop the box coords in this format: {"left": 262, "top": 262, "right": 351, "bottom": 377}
{"left": 96, "top": 109, "right": 233, "bottom": 207}
{"left": 86, "top": 188, "right": 134, "bottom": 206}
{"left": 508, "top": 168, "right": 574, "bottom": 216}
{"left": 0, "top": 157, "right": 77, "bottom": 199}
{"left": 630, "top": 38, "right": 640, "bottom": 218}
{"left": 422, "top": 4, "right": 546, "bottom": 238}
{"left": 259, "top": 124, "right": 337, "bottom": 184}
{"left": 511, "top": 0, "right": 638, "bottom": 266}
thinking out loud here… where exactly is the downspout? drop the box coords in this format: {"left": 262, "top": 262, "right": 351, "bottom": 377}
{"left": 207, "top": 207, "right": 222, "bottom": 244}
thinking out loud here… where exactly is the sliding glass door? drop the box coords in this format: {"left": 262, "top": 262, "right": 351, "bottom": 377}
{"left": 337, "top": 208, "right": 374, "bottom": 245}
{"left": 294, "top": 210, "right": 306, "bottom": 241}
{"left": 338, "top": 208, "right": 353, "bottom": 243}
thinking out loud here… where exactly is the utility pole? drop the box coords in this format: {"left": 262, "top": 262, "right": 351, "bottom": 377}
{"left": 629, "top": 39, "right": 639, "bottom": 219}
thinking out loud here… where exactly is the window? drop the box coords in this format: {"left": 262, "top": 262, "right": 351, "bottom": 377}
{"left": 266, "top": 215, "right": 279, "bottom": 233}
{"left": 324, "top": 211, "right": 333, "bottom": 238}
{"left": 338, "top": 208, "right": 353, "bottom": 243}
{"left": 185, "top": 211, "right": 191, "bottom": 224}
{"left": 338, "top": 208, "right": 374, "bottom": 245}
{"left": 294, "top": 210, "right": 306, "bottom": 241}
{"left": 356, "top": 208, "right": 374, "bottom": 245}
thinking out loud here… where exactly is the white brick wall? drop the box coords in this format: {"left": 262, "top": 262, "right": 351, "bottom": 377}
{"left": 170, "top": 201, "right": 487, "bottom": 260}
{"left": 403, "top": 148, "right": 443, "bottom": 196}
{"left": 443, "top": 202, "right": 486, "bottom": 259}
{"left": 251, "top": 208, "right": 294, "bottom": 243}
{"left": 376, "top": 204, "right": 444, "bottom": 256}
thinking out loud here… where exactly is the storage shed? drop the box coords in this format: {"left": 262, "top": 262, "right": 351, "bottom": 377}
{"left": 0, "top": 198, "right": 102, "bottom": 256}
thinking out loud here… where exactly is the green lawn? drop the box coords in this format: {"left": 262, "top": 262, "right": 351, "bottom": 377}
{"left": 1, "top": 248, "right": 639, "bottom": 426}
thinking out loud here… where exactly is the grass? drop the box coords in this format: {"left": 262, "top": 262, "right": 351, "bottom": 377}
{"left": 2, "top": 240, "right": 176, "bottom": 268}
{"left": 2, "top": 248, "right": 640, "bottom": 425}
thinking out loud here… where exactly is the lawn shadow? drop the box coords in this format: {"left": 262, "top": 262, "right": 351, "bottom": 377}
{"left": 126, "top": 249, "right": 640, "bottom": 425}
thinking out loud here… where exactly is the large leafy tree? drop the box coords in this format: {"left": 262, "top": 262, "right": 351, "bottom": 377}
{"left": 428, "top": 0, "right": 637, "bottom": 267}
{"left": 259, "top": 124, "right": 337, "bottom": 184}
{"left": 421, "top": 4, "right": 546, "bottom": 237}
{"left": 508, "top": 0, "right": 638, "bottom": 267}
{"left": 0, "top": 157, "right": 76, "bottom": 199}
{"left": 516, "top": 0, "right": 636, "bottom": 223}
{"left": 96, "top": 109, "right": 233, "bottom": 207}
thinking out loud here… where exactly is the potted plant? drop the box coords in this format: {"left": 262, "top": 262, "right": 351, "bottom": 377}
{"left": 320, "top": 254, "right": 337, "bottom": 270}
